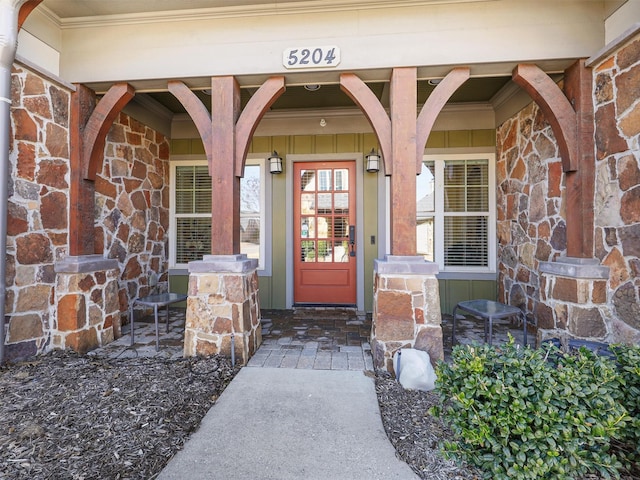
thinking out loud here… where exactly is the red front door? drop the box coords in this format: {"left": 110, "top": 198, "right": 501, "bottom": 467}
{"left": 293, "top": 161, "right": 356, "bottom": 305}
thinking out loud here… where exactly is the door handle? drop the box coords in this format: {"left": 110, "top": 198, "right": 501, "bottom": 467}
{"left": 349, "top": 225, "right": 356, "bottom": 257}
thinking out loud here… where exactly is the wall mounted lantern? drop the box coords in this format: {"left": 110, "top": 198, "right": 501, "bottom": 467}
{"left": 269, "top": 151, "right": 283, "bottom": 174}
{"left": 365, "top": 148, "right": 381, "bottom": 173}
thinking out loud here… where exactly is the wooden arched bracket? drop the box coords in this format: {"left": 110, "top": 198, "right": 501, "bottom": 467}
{"left": 168, "top": 80, "right": 213, "bottom": 168}
{"left": 514, "top": 61, "right": 594, "bottom": 258}
{"left": 82, "top": 83, "right": 135, "bottom": 180}
{"left": 416, "top": 67, "right": 470, "bottom": 174}
{"left": 235, "top": 76, "right": 285, "bottom": 178}
{"left": 512, "top": 64, "right": 578, "bottom": 172}
{"left": 18, "top": 0, "right": 42, "bottom": 30}
{"left": 340, "top": 73, "right": 392, "bottom": 175}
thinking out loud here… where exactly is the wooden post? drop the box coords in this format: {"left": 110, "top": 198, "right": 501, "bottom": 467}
{"left": 389, "top": 67, "right": 418, "bottom": 255}
{"left": 69, "top": 85, "right": 96, "bottom": 255}
{"left": 563, "top": 60, "right": 594, "bottom": 258}
{"left": 210, "top": 77, "right": 242, "bottom": 254}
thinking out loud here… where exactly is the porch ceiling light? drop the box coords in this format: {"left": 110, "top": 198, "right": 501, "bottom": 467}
{"left": 269, "top": 150, "right": 283, "bottom": 174}
{"left": 365, "top": 148, "right": 380, "bottom": 173}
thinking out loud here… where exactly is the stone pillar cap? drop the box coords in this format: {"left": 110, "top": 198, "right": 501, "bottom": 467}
{"left": 374, "top": 255, "right": 439, "bottom": 275}
{"left": 55, "top": 254, "right": 119, "bottom": 273}
{"left": 540, "top": 256, "right": 609, "bottom": 279}
{"left": 189, "top": 254, "right": 258, "bottom": 273}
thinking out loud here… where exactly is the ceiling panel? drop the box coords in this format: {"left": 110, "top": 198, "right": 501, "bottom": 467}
{"left": 145, "top": 77, "right": 508, "bottom": 114}
{"left": 418, "top": 77, "right": 511, "bottom": 104}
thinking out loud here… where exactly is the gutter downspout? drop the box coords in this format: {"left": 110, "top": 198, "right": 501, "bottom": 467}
{"left": 0, "top": 0, "right": 28, "bottom": 364}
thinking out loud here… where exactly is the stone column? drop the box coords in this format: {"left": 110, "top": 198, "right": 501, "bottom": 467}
{"left": 54, "top": 255, "right": 121, "bottom": 353}
{"left": 184, "top": 254, "right": 261, "bottom": 364}
{"left": 372, "top": 255, "right": 442, "bottom": 372}
{"left": 538, "top": 257, "right": 610, "bottom": 343}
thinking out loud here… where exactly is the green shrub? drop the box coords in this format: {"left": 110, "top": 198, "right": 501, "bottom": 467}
{"left": 611, "top": 344, "right": 640, "bottom": 471}
{"left": 432, "top": 338, "right": 629, "bottom": 480}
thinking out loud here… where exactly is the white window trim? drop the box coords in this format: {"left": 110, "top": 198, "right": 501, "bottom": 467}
{"left": 423, "top": 152, "right": 497, "bottom": 275}
{"left": 169, "top": 155, "right": 272, "bottom": 275}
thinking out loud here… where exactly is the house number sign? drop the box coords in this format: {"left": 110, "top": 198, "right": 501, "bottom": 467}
{"left": 283, "top": 45, "right": 341, "bottom": 69}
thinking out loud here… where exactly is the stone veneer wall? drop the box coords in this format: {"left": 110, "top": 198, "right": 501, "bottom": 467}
{"left": 496, "top": 102, "right": 566, "bottom": 325}
{"left": 6, "top": 65, "right": 72, "bottom": 361}
{"left": 590, "top": 32, "right": 640, "bottom": 344}
{"left": 94, "top": 112, "right": 171, "bottom": 321}
{"left": 5, "top": 65, "right": 171, "bottom": 362}
{"left": 496, "top": 32, "right": 640, "bottom": 346}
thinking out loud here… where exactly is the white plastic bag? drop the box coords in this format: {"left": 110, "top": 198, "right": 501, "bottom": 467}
{"left": 393, "top": 348, "right": 436, "bottom": 392}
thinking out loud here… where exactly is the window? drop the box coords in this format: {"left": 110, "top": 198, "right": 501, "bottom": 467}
{"left": 416, "top": 154, "right": 495, "bottom": 272}
{"left": 174, "top": 165, "right": 212, "bottom": 264}
{"left": 170, "top": 160, "right": 267, "bottom": 271}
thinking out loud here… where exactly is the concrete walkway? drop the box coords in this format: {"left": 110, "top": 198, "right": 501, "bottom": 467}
{"left": 158, "top": 367, "right": 419, "bottom": 480}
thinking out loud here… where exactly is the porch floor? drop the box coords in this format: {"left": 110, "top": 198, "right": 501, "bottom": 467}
{"left": 91, "top": 307, "right": 535, "bottom": 365}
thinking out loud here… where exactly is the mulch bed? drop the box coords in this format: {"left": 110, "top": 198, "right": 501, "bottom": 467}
{"left": 0, "top": 350, "right": 238, "bottom": 480}
{"left": 374, "top": 370, "right": 481, "bottom": 480}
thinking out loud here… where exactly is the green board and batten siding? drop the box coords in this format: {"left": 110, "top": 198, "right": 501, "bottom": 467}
{"left": 169, "top": 129, "right": 496, "bottom": 314}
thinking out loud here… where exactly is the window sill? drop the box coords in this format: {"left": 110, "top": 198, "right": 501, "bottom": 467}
{"left": 169, "top": 267, "right": 270, "bottom": 277}
{"left": 436, "top": 271, "right": 497, "bottom": 281}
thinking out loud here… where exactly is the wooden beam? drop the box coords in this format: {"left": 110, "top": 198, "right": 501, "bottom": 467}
{"left": 340, "top": 73, "right": 392, "bottom": 175}
{"left": 69, "top": 84, "right": 97, "bottom": 255}
{"left": 168, "top": 81, "right": 213, "bottom": 168}
{"left": 18, "top": 0, "right": 42, "bottom": 30}
{"left": 211, "top": 76, "right": 241, "bottom": 254}
{"left": 416, "top": 67, "right": 470, "bottom": 174}
{"left": 512, "top": 64, "right": 578, "bottom": 172}
{"left": 564, "top": 60, "right": 594, "bottom": 258}
{"left": 390, "top": 67, "right": 418, "bottom": 255}
{"left": 82, "top": 83, "right": 135, "bottom": 180}
{"left": 235, "top": 76, "right": 285, "bottom": 177}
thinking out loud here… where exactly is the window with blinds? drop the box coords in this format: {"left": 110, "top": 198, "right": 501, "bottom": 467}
{"left": 175, "top": 165, "right": 212, "bottom": 264}
{"left": 173, "top": 163, "right": 263, "bottom": 266}
{"left": 416, "top": 156, "right": 494, "bottom": 271}
{"left": 443, "top": 160, "right": 489, "bottom": 267}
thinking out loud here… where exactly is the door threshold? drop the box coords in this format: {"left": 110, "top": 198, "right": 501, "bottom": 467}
{"left": 293, "top": 303, "right": 357, "bottom": 309}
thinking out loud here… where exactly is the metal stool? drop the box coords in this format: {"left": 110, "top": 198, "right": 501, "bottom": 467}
{"left": 130, "top": 293, "right": 188, "bottom": 351}
{"left": 452, "top": 299, "right": 527, "bottom": 347}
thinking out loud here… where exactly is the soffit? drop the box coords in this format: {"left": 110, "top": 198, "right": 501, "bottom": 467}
{"left": 41, "top": 0, "right": 495, "bottom": 20}
{"left": 144, "top": 77, "right": 510, "bottom": 114}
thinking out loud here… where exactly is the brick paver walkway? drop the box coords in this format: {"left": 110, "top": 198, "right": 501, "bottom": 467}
{"left": 246, "top": 309, "right": 374, "bottom": 370}
{"left": 91, "top": 306, "right": 533, "bottom": 366}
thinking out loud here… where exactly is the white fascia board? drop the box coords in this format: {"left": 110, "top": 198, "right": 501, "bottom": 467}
{"left": 21, "top": 6, "right": 62, "bottom": 51}
{"left": 53, "top": 1, "right": 606, "bottom": 87}
{"left": 16, "top": 30, "right": 60, "bottom": 76}
{"left": 605, "top": 1, "right": 640, "bottom": 44}
{"left": 18, "top": 7, "right": 63, "bottom": 75}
